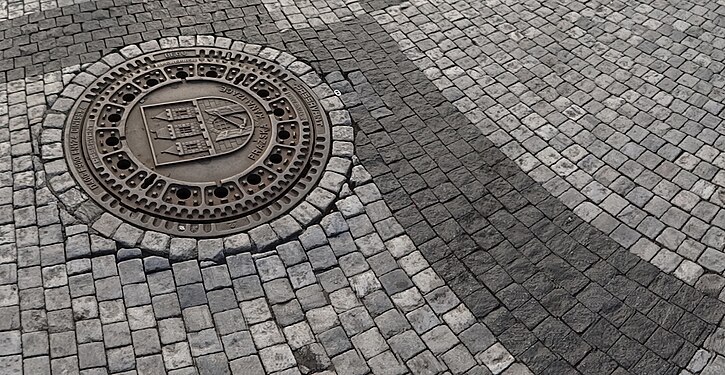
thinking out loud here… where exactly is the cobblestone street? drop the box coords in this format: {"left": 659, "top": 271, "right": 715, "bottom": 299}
{"left": 2, "top": 0, "right": 725, "bottom": 374}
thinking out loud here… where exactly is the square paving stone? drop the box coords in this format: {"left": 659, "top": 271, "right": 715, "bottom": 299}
{"left": 122, "top": 283, "right": 151, "bottom": 307}
{"left": 207, "top": 288, "right": 238, "bottom": 313}
{"left": 388, "top": 330, "right": 426, "bottom": 360}
{"left": 407, "top": 305, "right": 440, "bottom": 334}
{"left": 159, "top": 318, "right": 186, "bottom": 345}
{"left": 222, "top": 331, "right": 256, "bottom": 359}
{"left": 271, "top": 291, "right": 304, "bottom": 319}
{"left": 368, "top": 251, "right": 398, "bottom": 276}
{"left": 22, "top": 331, "right": 49, "bottom": 357}
{"left": 362, "top": 290, "right": 394, "bottom": 317}
{"left": 249, "top": 321, "right": 284, "bottom": 348}
{"left": 379, "top": 269, "right": 414, "bottom": 295}
{"left": 276, "top": 241, "right": 307, "bottom": 266}
{"left": 441, "top": 344, "right": 476, "bottom": 374}
{"left": 103, "top": 322, "right": 132, "bottom": 348}
{"left": 132, "top": 328, "right": 161, "bottom": 356}
{"left": 118, "top": 259, "right": 145, "bottom": 285}
{"left": 108, "top": 345, "right": 135, "bottom": 372}
{"left": 232, "top": 276, "right": 264, "bottom": 302}
{"left": 202, "top": 265, "right": 233, "bottom": 291}
{"left": 607, "top": 335, "right": 646, "bottom": 369}
{"left": 332, "top": 350, "right": 370, "bottom": 375}
{"left": 263, "top": 278, "right": 294, "bottom": 304}
{"left": 177, "top": 283, "right": 207, "bottom": 308}
{"left": 319, "top": 326, "right": 352, "bottom": 356}
{"left": 182, "top": 305, "right": 213, "bottom": 332}
{"left": 98, "top": 300, "right": 126, "bottom": 324}
{"left": 339, "top": 252, "right": 370, "bottom": 276}
{"left": 227, "top": 254, "right": 255, "bottom": 279}
{"left": 162, "top": 342, "right": 193, "bottom": 369}
{"left": 95, "top": 277, "right": 122, "bottom": 301}
{"left": 645, "top": 327, "right": 684, "bottom": 360}
{"left": 459, "top": 323, "right": 496, "bottom": 355}
{"left": 258, "top": 344, "right": 295, "bottom": 372}
{"left": 288, "top": 262, "right": 316, "bottom": 290}
{"left": 421, "top": 325, "right": 458, "bottom": 355}
{"left": 339, "top": 306, "right": 375, "bottom": 336}
{"left": 406, "top": 350, "right": 447, "bottom": 374}
{"left": 172, "top": 261, "right": 202, "bottom": 286}
{"left": 213, "top": 309, "right": 246, "bottom": 335}
{"left": 196, "top": 352, "right": 231, "bottom": 375}
{"left": 76, "top": 319, "right": 102, "bottom": 344}
{"left": 375, "top": 309, "right": 410, "bottom": 338}
{"left": 147, "top": 271, "right": 175, "bottom": 296}
{"left": 137, "top": 354, "right": 165, "bottom": 375}
{"left": 78, "top": 342, "right": 106, "bottom": 369}
{"left": 49, "top": 331, "right": 76, "bottom": 358}
{"left": 255, "top": 256, "right": 286, "bottom": 282}
{"left": 296, "top": 285, "right": 327, "bottom": 311}
{"left": 368, "top": 350, "right": 407, "bottom": 375}
{"left": 318, "top": 268, "right": 349, "bottom": 293}
{"left": 188, "top": 328, "right": 223, "bottom": 356}
{"left": 230, "top": 355, "right": 264, "bottom": 375}
{"left": 151, "top": 293, "right": 181, "bottom": 319}
{"left": 241, "top": 298, "right": 272, "bottom": 324}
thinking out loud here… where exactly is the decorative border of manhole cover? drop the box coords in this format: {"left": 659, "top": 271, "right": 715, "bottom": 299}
{"left": 41, "top": 36, "right": 354, "bottom": 253}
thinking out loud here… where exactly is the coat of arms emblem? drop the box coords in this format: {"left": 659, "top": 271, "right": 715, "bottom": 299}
{"left": 141, "top": 97, "right": 255, "bottom": 166}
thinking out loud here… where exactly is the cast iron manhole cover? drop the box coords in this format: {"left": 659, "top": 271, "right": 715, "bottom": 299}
{"left": 64, "top": 47, "right": 331, "bottom": 237}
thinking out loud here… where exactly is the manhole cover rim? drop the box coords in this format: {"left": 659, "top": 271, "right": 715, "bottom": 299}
{"left": 41, "top": 36, "right": 354, "bottom": 252}
{"left": 62, "top": 47, "right": 328, "bottom": 232}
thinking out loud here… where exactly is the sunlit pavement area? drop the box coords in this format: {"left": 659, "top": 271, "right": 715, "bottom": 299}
{"left": 3, "top": 0, "right": 725, "bottom": 374}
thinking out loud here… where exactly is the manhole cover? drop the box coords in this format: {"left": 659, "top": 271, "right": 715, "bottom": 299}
{"left": 64, "top": 47, "right": 331, "bottom": 237}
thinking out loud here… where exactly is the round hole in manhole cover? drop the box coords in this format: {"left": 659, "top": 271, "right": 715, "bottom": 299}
{"left": 64, "top": 47, "right": 332, "bottom": 237}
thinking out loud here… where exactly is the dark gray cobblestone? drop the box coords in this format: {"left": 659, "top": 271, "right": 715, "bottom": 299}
{"left": 327, "top": 9, "right": 725, "bottom": 375}
{"left": 1, "top": 0, "right": 725, "bottom": 374}
{"left": 373, "top": 0, "right": 725, "bottom": 295}
{"left": 11, "top": 160, "right": 525, "bottom": 374}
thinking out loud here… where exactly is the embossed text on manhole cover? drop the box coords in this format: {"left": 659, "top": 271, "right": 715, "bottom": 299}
{"left": 64, "top": 48, "right": 331, "bottom": 237}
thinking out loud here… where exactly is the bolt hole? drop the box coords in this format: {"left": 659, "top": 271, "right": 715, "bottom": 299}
{"left": 105, "top": 136, "right": 120, "bottom": 146}
{"left": 273, "top": 108, "right": 285, "bottom": 117}
{"left": 176, "top": 71, "right": 189, "bottom": 79}
{"left": 108, "top": 113, "right": 122, "bottom": 122}
{"left": 176, "top": 187, "right": 192, "bottom": 200}
{"left": 247, "top": 174, "right": 262, "bottom": 185}
{"left": 205, "top": 70, "right": 218, "bottom": 78}
{"left": 117, "top": 159, "right": 131, "bottom": 170}
{"left": 213, "top": 186, "right": 229, "bottom": 198}
{"left": 279, "top": 130, "right": 291, "bottom": 140}
{"left": 269, "top": 154, "right": 283, "bottom": 164}
{"left": 122, "top": 93, "right": 135, "bottom": 102}
{"left": 257, "top": 89, "right": 269, "bottom": 98}
{"left": 146, "top": 78, "right": 159, "bottom": 87}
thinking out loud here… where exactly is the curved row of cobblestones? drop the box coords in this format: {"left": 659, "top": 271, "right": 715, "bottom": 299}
{"left": 373, "top": 0, "right": 725, "bottom": 296}
{"left": 0, "top": 30, "right": 532, "bottom": 374}
{"left": 2, "top": 0, "right": 725, "bottom": 374}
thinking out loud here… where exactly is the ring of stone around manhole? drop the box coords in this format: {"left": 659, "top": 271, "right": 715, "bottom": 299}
{"left": 62, "top": 46, "right": 332, "bottom": 237}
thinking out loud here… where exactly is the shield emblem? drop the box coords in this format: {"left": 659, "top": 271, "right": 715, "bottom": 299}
{"left": 141, "top": 97, "right": 254, "bottom": 167}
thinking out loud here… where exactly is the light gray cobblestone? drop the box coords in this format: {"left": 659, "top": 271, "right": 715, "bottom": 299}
{"left": 12, "top": 0, "right": 725, "bottom": 370}
{"left": 371, "top": 0, "right": 725, "bottom": 300}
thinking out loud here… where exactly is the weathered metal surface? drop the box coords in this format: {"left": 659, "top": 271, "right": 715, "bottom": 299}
{"left": 64, "top": 48, "right": 331, "bottom": 237}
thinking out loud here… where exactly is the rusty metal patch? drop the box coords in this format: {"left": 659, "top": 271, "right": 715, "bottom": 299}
{"left": 64, "top": 47, "right": 331, "bottom": 237}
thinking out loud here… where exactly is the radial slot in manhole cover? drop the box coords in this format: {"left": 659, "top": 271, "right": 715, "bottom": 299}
{"left": 64, "top": 48, "right": 331, "bottom": 237}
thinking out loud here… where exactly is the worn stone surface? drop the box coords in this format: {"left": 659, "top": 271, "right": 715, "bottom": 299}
{"left": 2, "top": 0, "right": 725, "bottom": 374}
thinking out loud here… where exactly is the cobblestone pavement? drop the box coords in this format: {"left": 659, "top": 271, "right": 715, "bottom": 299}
{"left": 2, "top": 0, "right": 725, "bottom": 374}
{"left": 374, "top": 0, "right": 725, "bottom": 294}
{"left": 0, "top": 0, "right": 83, "bottom": 20}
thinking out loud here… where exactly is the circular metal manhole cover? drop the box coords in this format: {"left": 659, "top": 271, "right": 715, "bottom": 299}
{"left": 64, "top": 47, "right": 331, "bottom": 237}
